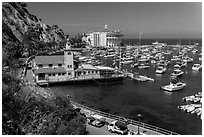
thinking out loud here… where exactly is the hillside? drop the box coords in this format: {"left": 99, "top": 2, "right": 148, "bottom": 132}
{"left": 2, "top": 2, "right": 87, "bottom": 135}
{"left": 2, "top": 2, "right": 66, "bottom": 63}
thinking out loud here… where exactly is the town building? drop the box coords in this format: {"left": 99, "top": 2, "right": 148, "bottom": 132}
{"left": 84, "top": 25, "right": 123, "bottom": 47}
{"left": 32, "top": 40, "right": 123, "bottom": 86}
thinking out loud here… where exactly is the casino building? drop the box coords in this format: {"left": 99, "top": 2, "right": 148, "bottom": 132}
{"left": 85, "top": 25, "right": 123, "bottom": 47}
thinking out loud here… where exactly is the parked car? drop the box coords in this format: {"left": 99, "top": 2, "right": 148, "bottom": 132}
{"left": 87, "top": 114, "right": 105, "bottom": 127}
{"left": 128, "top": 130, "right": 147, "bottom": 135}
{"left": 107, "top": 120, "right": 129, "bottom": 135}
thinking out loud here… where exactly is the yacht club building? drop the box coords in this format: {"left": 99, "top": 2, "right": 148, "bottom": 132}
{"left": 85, "top": 25, "right": 123, "bottom": 47}
{"left": 32, "top": 40, "right": 123, "bottom": 86}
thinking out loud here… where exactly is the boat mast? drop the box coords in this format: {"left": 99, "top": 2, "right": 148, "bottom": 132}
{"left": 138, "top": 32, "right": 143, "bottom": 46}
{"left": 119, "top": 44, "right": 121, "bottom": 71}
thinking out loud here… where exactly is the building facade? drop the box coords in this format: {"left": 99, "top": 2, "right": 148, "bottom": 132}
{"left": 85, "top": 25, "right": 123, "bottom": 47}
{"left": 32, "top": 40, "right": 123, "bottom": 85}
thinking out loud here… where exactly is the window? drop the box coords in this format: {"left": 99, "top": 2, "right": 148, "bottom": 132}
{"left": 68, "top": 72, "right": 71, "bottom": 75}
{"left": 58, "top": 64, "right": 62, "bottom": 67}
{"left": 62, "top": 73, "right": 65, "bottom": 76}
{"left": 38, "top": 73, "right": 45, "bottom": 80}
{"left": 67, "top": 52, "right": 71, "bottom": 55}
{"left": 38, "top": 64, "right": 43, "bottom": 68}
{"left": 48, "top": 74, "right": 51, "bottom": 76}
{"left": 49, "top": 64, "right": 53, "bottom": 67}
{"left": 58, "top": 73, "right": 62, "bottom": 76}
{"left": 52, "top": 74, "right": 55, "bottom": 76}
{"left": 67, "top": 65, "right": 72, "bottom": 68}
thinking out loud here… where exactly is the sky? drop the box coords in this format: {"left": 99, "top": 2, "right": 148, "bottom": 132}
{"left": 26, "top": 2, "right": 202, "bottom": 39}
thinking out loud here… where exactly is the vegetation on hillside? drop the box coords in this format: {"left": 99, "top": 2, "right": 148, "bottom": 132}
{"left": 2, "top": 2, "right": 88, "bottom": 135}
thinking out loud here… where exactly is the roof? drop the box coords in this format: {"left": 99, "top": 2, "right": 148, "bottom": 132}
{"left": 81, "top": 64, "right": 98, "bottom": 70}
{"left": 34, "top": 67, "right": 66, "bottom": 74}
{"left": 34, "top": 55, "right": 64, "bottom": 65}
{"left": 95, "top": 66, "right": 114, "bottom": 71}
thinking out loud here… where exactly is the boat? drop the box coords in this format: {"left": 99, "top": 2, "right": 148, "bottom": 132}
{"left": 161, "top": 78, "right": 186, "bottom": 92}
{"left": 138, "top": 64, "right": 150, "bottom": 69}
{"left": 130, "top": 63, "right": 139, "bottom": 68}
{"left": 192, "top": 64, "right": 202, "bottom": 71}
{"left": 192, "top": 49, "right": 198, "bottom": 54}
{"left": 171, "top": 69, "right": 184, "bottom": 78}
{"left": 131, "top": 73, "right": 154, "bottom": 82}
{"left": 174, "top": 64, "right": 181, "bottom": 70}
{"left": 156, "top": 66, "right": 167, "bottom": 74}
{"left": 177, "top": 61, "right": 187, "bottom": 68}
{"left": 182, "top": 56, "right": 193, "bottom": 63}
{"left": 171, "top": 56, "right": 181, "bottom": 61}
{"left": 121, "top": 60, "right": 134, "bottom": 65}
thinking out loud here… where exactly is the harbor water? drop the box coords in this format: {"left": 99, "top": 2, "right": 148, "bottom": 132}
{"left": 46, "top": 39, "right": 202, "bottom": 135}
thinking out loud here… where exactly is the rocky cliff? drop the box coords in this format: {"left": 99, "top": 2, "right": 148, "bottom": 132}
{"left": 2, "top": 2, "right": 66, "bottom": 60}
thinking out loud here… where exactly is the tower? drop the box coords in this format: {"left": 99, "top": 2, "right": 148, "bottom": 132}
{"left": 64, "top": 39, "right": 74, "bottom": 76}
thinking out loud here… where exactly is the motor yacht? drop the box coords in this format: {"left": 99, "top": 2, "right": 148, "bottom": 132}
{"left": 192, "top": 64, "right": 202, "bottom": 71}
{"left": 156, "top": 66, "right": 167, "bottom": 74}
{"left": 171, "top": 69, "right": 184, "bottom": 78}
{"left": 161, "top": 78, "right": 186, "bottom": 92}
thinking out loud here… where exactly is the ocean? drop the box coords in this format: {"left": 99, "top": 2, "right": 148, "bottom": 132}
{"left": 122, "top": 38, "right": 202, "bottom": 46}
{"left": 46, "top": 39, "right": 202, "bottom": 135}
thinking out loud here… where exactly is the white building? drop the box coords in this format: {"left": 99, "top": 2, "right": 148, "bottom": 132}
{"left": 32, "top": 39, "right": 123, "bottom": 85}
{"left": 85, "top": 25, "right": 123, "bottom": 47}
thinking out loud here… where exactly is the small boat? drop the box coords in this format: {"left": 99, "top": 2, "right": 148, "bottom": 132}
{"left": 182, "top": 57, "right": 193, "bottom": 63}
{"left": 171, "top": 56, "right": 181, "bottom": 61}
{"left": 192, "top": 49, "right": 198, "bottom": 53}
{"left": 191, "top": 107, "right": 202, "bottom": 114}
{"left": 192, "top": 64, "right": 202, "bottom": 71}
{"left": 177, "top": 61, "right": 187, "bottom": 68}
{"left": 151, "top": 60, "right": 157, "bottom": 64}
{"left": 156, "top": 66, "right": 167, "bottom": 74}
{"left": 132, "top": 73, "right": 154, "bottom": 82}
{"left": 131, "top": 63, "right": 139, "bottom": 68}
{"left": 171, "top": 69, "right": 184, "bottom": 78}
{"left": 138, "top": 64, "right": 150, "bottom": 69}
{"left": 183, "top": 95, "right": 195, "bottom": 102}
{"left": 174, "top": 64, "right": 181, "bottom": 70}
{"left": 161, "top": 78, "right": 186, "bottom": 92}
{"left": 121, "top": 60, "right": 134, "bottom": 65}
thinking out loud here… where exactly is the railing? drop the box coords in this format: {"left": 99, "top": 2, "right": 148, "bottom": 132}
{"left": 70, "top": 101, "right": 179, "bottom": 135}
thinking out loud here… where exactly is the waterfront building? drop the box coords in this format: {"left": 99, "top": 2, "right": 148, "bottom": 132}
{"left": 32, "top": 40, "right": 123, "bottom": 85}
{"left": 85, "top": 25, "right": 123, "bottom": 47}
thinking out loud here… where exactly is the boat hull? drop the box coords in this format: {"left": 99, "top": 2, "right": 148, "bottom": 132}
{"left": 161, "top": 83, "right": 186, "bottom": 92}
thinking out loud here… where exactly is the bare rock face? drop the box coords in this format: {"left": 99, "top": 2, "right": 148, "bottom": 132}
{"left": 2, "top": 2, "right": 66, "bottom": 59}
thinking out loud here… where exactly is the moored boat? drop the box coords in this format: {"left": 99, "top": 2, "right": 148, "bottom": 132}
{"left": 192, "top": 64, "right": 202, "bottom": 71}
{"left": 156, "top": 66, "right": 167, "bottom": 74}
{"left": 138, "top": 63, "right": 150, "bottom": 69}
{"left": 171, "top": 69, "right": 184, "bottom": 78}
{"left": 131, "top": 73, "right": 154, "bottom": 82}
{"left": 161, "top": 78, "right": 186, "bottom": 92}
